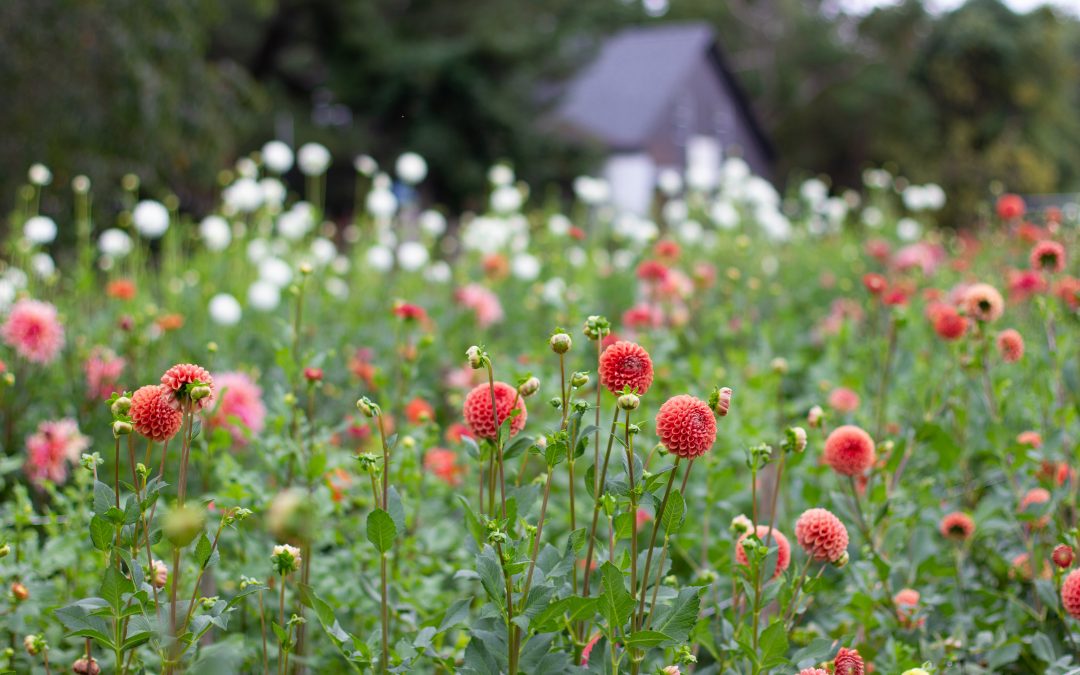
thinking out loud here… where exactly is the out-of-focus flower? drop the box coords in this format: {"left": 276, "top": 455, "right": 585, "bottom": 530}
{"left": 98, "top": 229, "right": 133, "bottom": 258}
{"left": 262, "top": 141, "right": 294, "bottom": 174}
{"left": 23, "top": 216, "right": 57, "bottom": 244}
{"left": 996, "top": 329, "right": 1024, "bottom": 363}
{"left": 424, "top": 448, "right": 463, "bottom": 486}
{"left": 996, "top": 193, "right": 1025, "bottom": 220}
{"left": 939, "top": 511, "right": 975, "bottom": 540}
{"left": 199, "top": 216, "right": 232, "bottom": 251}
{"left": 209, "top": 293, "right": 242, "bottom": 326}
{"left": 396, "top": 152, "right": 428, "bottom": 184}
{"left": 24, "top": 418, "right": 90, "bottom": 485}
{"left": 962, "top": 283, "right": 1004, "bottom": 323}
{"left": 734, "top": 525, "right": 790, "bottom": 579}
{"left": 207, "top": 372, "right": 266, "bottom": 444}
{"left": 2, "top": 299, "right": 64, "bottom": 364}
{"left": 297, "top": 143, "right": 331, "bottom": 176}
{"left": 132, "top": 200, "right": 170, "bottom": 239}
{"left": 84, "top": 348, "right": 125, "bottom": 400}
{"left": 827, "top": 388, "right": 860, "bottom": 413}
{"left": 456, "top": 284, "right": 504, "bottom": 328}
{"left": 823, "top": 425, "right": 875, "bottom": 476}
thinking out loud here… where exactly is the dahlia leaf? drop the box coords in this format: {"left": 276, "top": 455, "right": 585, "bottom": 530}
{"left": 366, "top": 508, "right": 397, "bottom": 554}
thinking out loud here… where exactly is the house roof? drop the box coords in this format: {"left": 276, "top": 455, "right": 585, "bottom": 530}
{"left": 554, "top": 22, "right": 773, "bottom": 159}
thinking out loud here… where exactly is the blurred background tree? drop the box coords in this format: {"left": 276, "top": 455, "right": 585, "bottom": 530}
{"left": 2, "top": 0, "right": 1079, "bottom": 222}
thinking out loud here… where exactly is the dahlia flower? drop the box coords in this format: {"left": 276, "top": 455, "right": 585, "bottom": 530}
{"left": 2, "top": 299, "right": 64, "bottom": 364}
{"left": 462, "top": 381, "right": 527, "bottom": 440}
{"left": 656, "top": 395, "right": 716, "bottom": 459}
{"left": 598, "top": 341, "right": 654, "bottom": 396}
{"left": 794, "top": 508, "right": 849, "bottom": 563}
{"left": 823, "top": 426, "right": 876, "bottom": 476}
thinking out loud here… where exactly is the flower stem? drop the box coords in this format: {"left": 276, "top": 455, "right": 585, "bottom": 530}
{"left": 581, "top": 404, "right": 621, "bottom": 599}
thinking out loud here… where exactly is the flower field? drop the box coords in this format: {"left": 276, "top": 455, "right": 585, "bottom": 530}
{"left": 0, "top": 145, "right": 1077, "bottom": 675}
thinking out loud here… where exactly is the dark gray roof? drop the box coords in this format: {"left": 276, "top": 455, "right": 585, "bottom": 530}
{"left": 555, "top": 23, "right": 716, "bottom": 150}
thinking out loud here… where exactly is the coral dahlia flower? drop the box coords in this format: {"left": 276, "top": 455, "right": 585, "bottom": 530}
{"left": 735, "top": 525, "right": 791, "bottom": 579}
{"left": 131, "top": 385, "right": 184, "bottom": 442}
{"left": 932, "top": 305, "right": 967, "bottom": 341}
{"left": 160, "top": 363, "right": 215, "bottom": 411}
{"left": 207, "top": 372, "right": 266, "bottom": 443}
{"left": 598, "top": 341, "right": 654, "bottom": 395}
{"left": 794, "top": 508, "right": 849, "bottom": 563}
{"left": 939, "top": 511, "right": 975, "bottom": 541}
{"left": 1030, "top": 240, "right": 1066, "bottom": 273}
{"left": 2, "top": 299, "right": 64, "bottom": 364}
{"left": 655, "top": 395, "right": 716, "bottom": 458}
{"left": 827, "top": 388, "right": 860, "bottom": 413}
{"left": 1063, "top": 569, "right": 1080, "bottom": 619}
{"left": 823, "top": 425, "right": 875, "bottom": 476}
{"left": 463, "top": 381, "right": 526, "bottom": 440}
{"left": 962, "top": 283, "right": 1004, "bottom": 323}
{"left": 833, "top": 647, "right": 864, "bottom": 675}
{"left": 996, "top": 329, "right": 1024, "bottom": 363}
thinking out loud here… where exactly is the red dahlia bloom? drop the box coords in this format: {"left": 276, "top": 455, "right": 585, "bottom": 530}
{"left": 996, "top": 193, "right": 1025, "bottom": 220}
{"left": 598, "top": 341, "right": 654, "bottom": 395}
{"left": 1053, "top": 544, "right": 1074, "bottom": 569}
{"left": 462, "top": 381, "right": 527, "bottom": 440}
{"left": 655, "top": 395, "right": 716, "bottom": 458}
{"left": 1062, "top": 569, "right": 1080, "bottom": 619}
{"left": 794, "top": 508, "right": 849, "bottom": 563}
{"left": 932, "top": 305, "right": 968, "bottom": 341}
{"left": 939, "top": 511, "right": 975, "bottom": 540}
{"left": 823, "top": 425, "right": 875, "bottom": 476}
{"left": 160, "top": 363, "right": 215, "bottom": 411}
{"left": 862, "top": 273, "right": 887, "bottom": 295}
{"left": 833, "top": 647, "right": 864, "bottom": 675}
{"left": 996, "top": 329, "right": 1024, "bottom": 363}
{"left": 1030, "top": 240, "right": 1066, "bottom": 273}
{"left": 130, "top": 385, "right": 184, "bottom": 442}
{"left": 734, "top": 525, "right": 791, "bottom": 579}
{"left": 962, "top": 283, "right": 1004, "bottom": 323}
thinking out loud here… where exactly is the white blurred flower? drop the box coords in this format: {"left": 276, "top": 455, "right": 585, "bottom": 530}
{"left": 541, "top": 277, "right": 566, "bottom": 306}
{"left": 573, "top": 176, "right": 610, "bottom": 205}
{"left": 262, "top": 141, "right": 294, "bottom": 174}
{"left": 511, "top": 253, "right": 540, "bottom": 281}
{"left": 209, "top": 293, "right": 242, "bottom": 326}
{"left": 490, "top": 185, "right": 523, "bottom": 214}
{"left": 310, "top": 238, "right": 337, "bottom": 266}
{"left": 223, "top": 178, "right": 264, "bottom": 213}
{"left": 23, "top": 216, "right": 57, "bottom": 244}
{"left": 395, "top": 152, "right": 428, "bottom": 184}
{"left": 861, "top": 206, "right": 883, "bottom": 229}
{"left": 260, "top": 178, "right": 287, "bottom": 209}
{"left": 30, "top": 253, "right": 55, "bottom": 278}
{"left": 366, "top": 186, "right": 398, "bottom": 219}
{"left": 677, "top": 219, "right": 703, "bottom": 245}
{"left": 547, "top": 214, "right": 571, "bottom": 236}
{"left": 662, "top": 199, "right": 688, "bottom": 225}
{"left": 423, "top": 260, "right": 451, "bottom": 283}
{"left": 397, "top": 242, "right": 429, "bottom": 271}
{"left": 924, "top": 184, "right": 946, "bottom": 210}
{"left": 567, "top": 247, "right": 587, "bottom": 268}
{"left": 247, "top": 280, "right": 281, "bottom": 311}
{"left": 235, "top": 157, "right": 258, "bottom": 179}
{"left": 824, "top": 197, "right": 848, "bottom": 225}
{"left": 897, "top": 217, "right": 922, "bottom": 242}
{"left": 657, "top": 168, "right": 682, "bottom": 196}
{"left": 612, "top": 249, "right": 635, "bottom": 271}
{"left": 325, "top": 277, "right": 349, "bottom": 299}
{"left": 800, "top": 178, "right": 828, "bottom": 207}
{"left": 366, "top": 245, "right": 394, "bottom": 272}
{"left": 354, "top": 154, "right": 378, "bottom": 176}
{"left": 132, "top": 200, "right": 170, "bottom": 239}
{"left": 199, "top": 216, "right": 232, "bottom": 251}
{"left": 612, "top": 213, "right": 657, "bottom": 246}
{"left": 761, "top": 255, "right": 779, "bottom": 277}
{"left": 259, "top": 257, "right": 293, "bottom": 287}
{"left": 4, "top": 268, "right": 26, "bottom": 290}
{"left": 757, "top": 206, "right": 792, "bottom": 242}
{"left": 686, "top": 162, "right": 718, "bottom": 192}
{"left": 488, "top": 163, "right": 514, "bottom": 186}
{"left": 721, "top": 157, "right": 750, "bottom": 185}
{"left": 0, "top": 280, "right": 15, "bottom": 311}
{"left": 710, "top": 200, "right": 739, "bottom": 230}
{"left": 246, "top": 238, "right": 270, "bottom": 264}
{"left": 28, "top": 164, "right": 52, "bottom": 187}
{"left": 277, "top": 207, "right": 313, "bottom": 241}
{"left": 461, "top": 216, "right": 526, "bottom": 254}
{"left": 98, "top": 229, "right": 132, "bottom": 257}
{"left": 331, "top": 255, "right": 350, "bottom": 275}
{"left": 297, "top": 143, "right": 331, "bottom": 176}
{"left": 419, "top": 210, "right": 446, "bottom": 237}
{"left": 862, "top": 168, "right": 891, "bottom": 189}
{"left": 72, "top": 175, "right": 91, "bottom": 194}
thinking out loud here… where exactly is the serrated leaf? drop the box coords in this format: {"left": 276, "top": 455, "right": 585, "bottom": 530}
{"left": 438, "top": 597, "right": 472, "bottom": 633}
{"left": 366, "top": 509, "right": 396, "bottom": 554}
{"left": 623, "top": 630, "right": 672, "bottom": 649}
{"left": 660, "top": 489, "right": 685, "bottom": 534}
{"left": 649, "top": 587, "right": 701, "bottom": 643}
{"left": 100, "top": 566, "right": 134, "bottom": 614}
{"left": 386, "top": 487, "right": 406, "bottom": 534}
{"left": 598, "top": 561, "right": 634, "bottom": 632}
{"left": 89, "top": 516, "right": 114, "bottom": 551}
{"left": 194, "top": 533, "right": 213, "bottom": 568}
{"left": 531, "top": 596, "right": 597, "bottom": 633}
{"left": 93, "top": 481, "right": 116, "bottom": 516}
{"left": 759, "top": 620, "right": 789, "bottom": 668}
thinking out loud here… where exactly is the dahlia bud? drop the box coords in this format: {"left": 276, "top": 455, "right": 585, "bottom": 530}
{"left": 548, "top": 397, "right": 562, "bottom": 410}
{"left": 271, "top": 543, "right": 302, "bottom": 575}
{"left": 112, "top": 420, "right": 133, "bottom": 437}
{"left": 627, "top": 424, "right": 640, "bottom": 436}
{"left": 401, "top": 436, "right": 416, "bottom": 450}
{"left": 356, "top": 397, "right": 379, "bottom": 418}
{"left": 770, "top": 357, "right": 788, "bottom": 375}
{"left": 709, "top": 387, "right": 733, "bottom": 417}
{"left": 730, "top": 514, "right": 752, "bottom": 535}
{"left": 832, "top": 550, "right": 850, "bottom": 569}
{"left": 0, "top": 543, "right": 9, "bottom": 558}
{"left": 518, "top": 377, "right": 540, "bottom": 398}
{"left": 1053, "top": 544, "right": 1074, "bottom": 569}
{"left": 299, "top": 262, "right": 313, "bottom": 275}
{"left": 583, "top": 315, "right": 611, "bottom": 340}
{"left": 72, "top": 657, "right": 101, "bottom": 675}
{"left": 189, "top": 385, "right": 212, "bottom": 402}
{"left": 550, "top": 332, "right": 572, "bottom": 354}
{"left": 10, "top": 582, "right": 28, "bottom": 601}
{"left": 808, "top": 405, "right": 824, "bottom": 428}
{"left": 304, "top": 367, "right": 324, "bottom": 383}
{"left": 466, "top": 345, "right": 484, "bottom": 369}
{"left": 570, "top": 371, "right": 590, "bottom": 388}
{"left": 111, "top": 396, "right": 132, "bottom": 416}
{"left": 23, "top": 634, "right": 43, "bottom": 656}
{"left": 784, "top": 427, "right": 807, "bottom": 453}
{"left": 618, "top": 393, "right": 640, "bottom": 411}
{"left": 163, "top": 504, "right": 206, "bottom": 547}
{"left": 150, "top": 559, "right": 169, "bottom": 588}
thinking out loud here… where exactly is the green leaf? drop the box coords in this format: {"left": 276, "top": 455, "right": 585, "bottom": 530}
{"left": 93, "top": 481, "right": 116, "bottom": 516}
{"left": 502, "top": 435, "right": 534, "bottom": 461}
{"left": 660, "top": 489, "right": 685, "bottom": 534}
{"left": 598, "top": 562, "right": 634, "bottom": 632}
{"left": 622, "top": 630, "right": 672, "bottom": 649}
{"left": 386, "top": 487, "right": 406, "bottom": 535}
{"left": 99, "top": 566, "right": 134, "bottom": 615}
{"left": 456, "top": 495, "right": 485, "bottom": 547}
{"left": 89, "top": 516, "right": 114, "bottom": 551}
{"left": 1031, "top": 633, "right": 1056, "bottom": 663}
{"left": 759, "top": 620, "right": 789, "bottom": 668}
{"left": 194, "top": 533, "right": 213, "bottom": 568}
{"left": 649, "top": 587, "right": 701, "bottom": 643}
{"left": 476, "top": 547, "right": 506, "bottom": 609}
{"left": 438, "top": 597, "right": 472, "bottom": 633}
{"left": 298, "top": 584, "right": 352, "bottom": 644}
{"left": 366, "top": 509, "right": 397, "bottom": 554}
{"left": 531, "top": 596, "right": 596, "bottom": 633}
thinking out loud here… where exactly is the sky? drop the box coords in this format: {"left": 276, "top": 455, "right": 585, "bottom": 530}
{"left": 837, "top": 0, "right": 1080, "bottom": 14}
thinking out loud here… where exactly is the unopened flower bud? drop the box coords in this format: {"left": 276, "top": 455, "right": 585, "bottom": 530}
{"left": 808, "top": 405, "right": 824, "bottom": 428}
{"left": 0, "top": 544, "right": 9, "bottom": 558}
{"left": 271, "top": 543, "right": 302, "bottom": 575}
{"left": 111, "top": 396, "right": 132, "bottom": 416}
{"left": 466, "top": 345, "right": 484, "bottom": 369}
{"left": 356, "top": 397, "right": 379, "bottom": 418}
{"left": 582, "top": 315, "right": 611, "bottom": 340}
{"left": 112, "top": 420, "right": 133, "bottom": 437}
{"left": 550, "top": 332, "right": 572, "bottom": 354}
{"left": 730, "top": 514, "right": 752, "bottom": 535}
{"left": 303, "top": 367, "right": 323, "bottom": 382}
{"left": 1053, "top": 544, "right": 1074, "bottom": 569}
{"left": 150, "top": 560, "right": 169, "bottom": 588}
{"left": 549, "top": 397, "right": 562, "bottom": 410}
{"left": 163, "top": 504, "right": 206, "bottom": 547}
{"left": 23, "top": 634, "right": 43, "bottom": 656}
{"left": 770, "top": 357, "right": 788, "bottom": 375}
{"left": 299, "top": 262, "right": 313, "bottom": 275}
{"left": 832, "top": 550, "right": 850, "bottom": 568}
{"left": 709, "top": 387, "right": 733, "bottom": 417}
{"left": 189, "top": 385, "right": 211, "bottom": 401}
{"left": 571, "top": 371, "right": 589, "bottom": 388}
{"left": 518, "top": 377, "right": 540, "bottom": 398}
{"left": 785, "top": 427, "right": 807, "bottom": 453}
{"left": 10, "top": 582, "right": 28, "bottom": 601}
{"left": 72, "top": 657, "right": 101, "bottom": 675}
{"left": 618, "top": 393, "right": 640, "bottom": 411}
